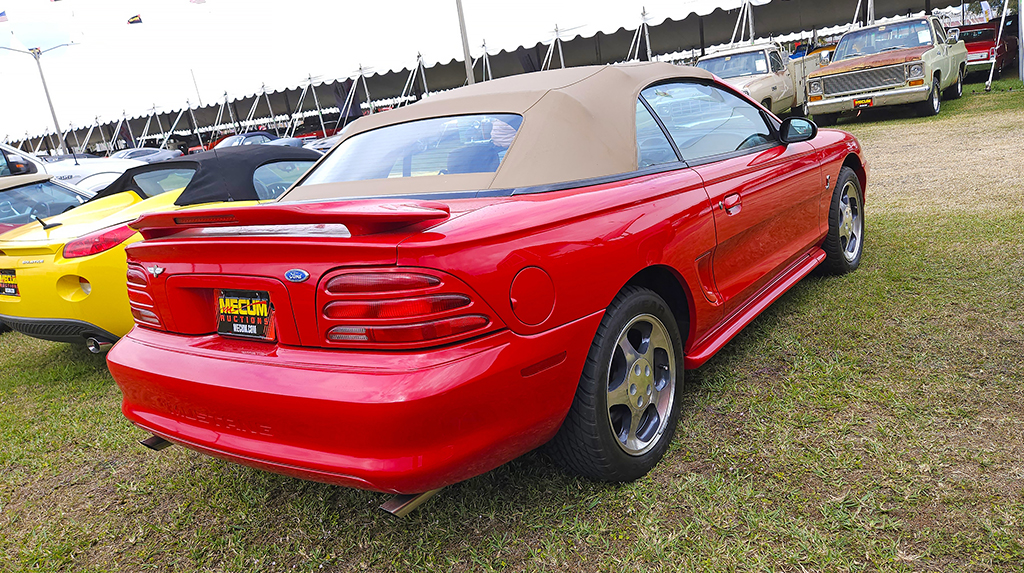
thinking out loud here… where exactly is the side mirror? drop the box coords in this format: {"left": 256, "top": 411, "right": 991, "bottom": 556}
{"left": 818, "top": 52, "right": 831, "bottom": 66}
{"left": 947, "top": 28, "right": 960, "bottom": 43}
{"left": 7, "top": 155, "right": 38, "bottom": 175}
{"left": 780, "top": 117, "right": 818, "bottom": 143}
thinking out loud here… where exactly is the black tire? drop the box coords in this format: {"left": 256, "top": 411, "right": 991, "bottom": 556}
{"left": 820, "top": 166, "right": 865, "bottom": 275}
{"left": 815, "top": 113, "right": 839, "bottom": 127}
{"left": 546, "top": 286, "right": 684, "bottom": 482}
{"left": 944, "top": 67, "right": 964, "bottom": 100}
{"left": 0, "top": 320, "right": 9, "bottom": 334}
{"left": 917, "top": 76, "right": 942, "bottom": 116}
{"left": 791, "top": 100, "right": 809, "bottom": 117}
{"left": 761, "top": 99, "right": 773, "bottom": 113}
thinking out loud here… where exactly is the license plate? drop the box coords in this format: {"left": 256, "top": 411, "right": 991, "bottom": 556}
{"left": 0, "top": 269, "right": 18, "bottom": 297}
{"left": 853, "top": 98, "right": 874, "bottom": 109}
{"left": 217, "top": 289, "right": 275, "bottom": 340}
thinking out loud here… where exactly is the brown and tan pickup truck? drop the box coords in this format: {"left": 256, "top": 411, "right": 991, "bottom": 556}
{"left": 807, "top": 16, "right": 968, "bottom": 125}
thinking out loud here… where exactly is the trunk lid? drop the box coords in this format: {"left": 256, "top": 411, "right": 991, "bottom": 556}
{"left": 125, "top": 200, "right": 473, "bottom": 348}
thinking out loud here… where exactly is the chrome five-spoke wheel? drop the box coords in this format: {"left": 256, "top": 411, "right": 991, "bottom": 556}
{"left": 837, "top": 180, "right": 863, "bottom": 264}
{"left": 547, "top": 286, "right": 684, "bottom": 482}
{"left": 607, "top": 314, "right": 676, "bottom": 456}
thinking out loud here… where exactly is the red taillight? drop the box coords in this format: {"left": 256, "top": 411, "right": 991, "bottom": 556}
{"left": 324, "top": 294, "right": 470, "bottom": 319}
{"left": 131, "top": 307, "right": 161, "bottom": 327}
{"left": 325, "top": 272, "right": 440, "bottom": 294}
{"left": 318, "top": 269, "right": 501, "bottom": 349}
{"left": 174, "top": 214, "right": 236, "bottom": 225}
{"left": 990, "top": 47, "right": 997, "bottom": 59}
{"left": 62, "top": 224, "right": 136, "bottom": 259}
{"left": 327, "top": 315, "right": 489, "bottom": 343}
{"left": 126, "top": 263, "right": 163, "bottom": 330}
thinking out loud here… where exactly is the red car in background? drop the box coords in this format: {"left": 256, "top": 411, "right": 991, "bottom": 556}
{"left": 108, "top": 62, "right": 868, "bottom": 497}
{"left": 958, "top": 20, "right": 1019, "bottom": 78}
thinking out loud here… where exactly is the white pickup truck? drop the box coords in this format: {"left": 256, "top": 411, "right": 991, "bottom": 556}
{"left": 0, "top": 142, "right": 143, "bottom": 193}
{"left": 696, "top": 42, "right": 821, "bottom": 116}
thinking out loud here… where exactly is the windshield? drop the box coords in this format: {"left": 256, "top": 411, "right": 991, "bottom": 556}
{"left": 960, "top": 28, "right": 996, "bottom": 42}
{"left": 0, "top": 180, "right": 85, "bottom": 224}
{"left": 833, "top": 20, "right": 933, "bottom": 61}
{"left": 696, "top": 51, "right": 769, "bottom": 78}
{"left": 298, "top": 114, "right": 523, "bottom": 187}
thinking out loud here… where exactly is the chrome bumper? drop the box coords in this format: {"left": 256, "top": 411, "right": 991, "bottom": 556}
{"left": 966, "top": 59, "right": 998, "bottom": 71}
{"left": 807, "top": 84, "right": 932, "bottom": 115}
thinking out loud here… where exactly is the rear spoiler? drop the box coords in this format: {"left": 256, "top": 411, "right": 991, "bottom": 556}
{"left": 129, "top": 200, "right": 451, "bottom": 239}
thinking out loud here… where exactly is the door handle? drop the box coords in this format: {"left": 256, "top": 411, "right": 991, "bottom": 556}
{"left": 719, "top": 194, "right": 742, "bottom": 215}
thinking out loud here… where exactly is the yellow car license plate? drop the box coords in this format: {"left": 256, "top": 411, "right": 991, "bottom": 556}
{"left": 0, "top": 269, "right": 19, "bottom": 297}
{"left": 217, "top": 289, "right": 275, "bottom": 341}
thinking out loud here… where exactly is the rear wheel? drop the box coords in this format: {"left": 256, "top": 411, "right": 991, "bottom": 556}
{"left": 547, "top": 286, "right": 684, "bottom": 482}
{"left": 820, "top": 166, "right": 864, "bottom": 275}
{"left": 0, "top": 321, "right": 8, "bottom": 334}
{"left": 917, "top": 77, "right": 942, "bottom": 116}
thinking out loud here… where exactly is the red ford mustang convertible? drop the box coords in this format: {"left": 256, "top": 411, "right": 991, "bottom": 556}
{"left": 109, "top": 62, "right": 867, "bottom": 497}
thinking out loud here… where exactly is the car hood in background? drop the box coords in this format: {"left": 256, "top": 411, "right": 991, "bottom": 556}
{"left": 810, "top": 46, "right": 931, "bottom": 77}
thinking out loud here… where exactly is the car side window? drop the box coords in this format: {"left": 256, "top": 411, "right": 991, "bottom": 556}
{"left": 130, "top": 168, "right": 197, "bottom": 197}
{"left": 635, "top": 100, "right": 678, "bottom": 168}
{"left": 0, "top": 152, "right": 11, "bottom": 177}
{"left": 641, "top": 82, "right": 775, "bottom": 164}
{"left": 252, "top": 160, "right": 316, "bottom": 200}
{"left": 769, "top": 51, "right": 785, "bottom": 72}
{"left": 932, "top": 20, "right": 947, "bottom": 44}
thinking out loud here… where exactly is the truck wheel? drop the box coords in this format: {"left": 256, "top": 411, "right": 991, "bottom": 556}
{"left": 0, "top": 320, "right": 9, "bottom": 334}
{"left": 943, "top": 67, "right": 964, "bottom": 100}
{"left": 815, "top": 113, "right": 838, "bottom": 127}
{"left": 546, "top": 286, "right": 684, "bottom": 482}
{"left": 917, "top": 77, "right": 941, "bottom": 116}
{"left": 761, "top": 99, "right": 773, "bottom": 113}
{"left": 820, "top": 166, "right": 864, "bottom": 275}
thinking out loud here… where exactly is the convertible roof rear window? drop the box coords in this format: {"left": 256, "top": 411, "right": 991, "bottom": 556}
{"left": 299, "top": 114, "right": 523, "bottom": 187}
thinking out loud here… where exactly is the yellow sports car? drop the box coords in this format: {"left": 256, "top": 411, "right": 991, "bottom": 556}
{"left": 0, "top": 146, "right": 319, "bottom": 350}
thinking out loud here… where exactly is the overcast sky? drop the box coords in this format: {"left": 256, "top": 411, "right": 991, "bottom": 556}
{"left": 0, "top": 0, "right": 753, "bottom": 140}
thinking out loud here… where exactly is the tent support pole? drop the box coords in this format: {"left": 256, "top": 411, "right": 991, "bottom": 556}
{"left": 985, "top": 0, "right": 1012, "bottom": 91}
{"left": 161, "top": 108, "right": 185, "bottom": 150}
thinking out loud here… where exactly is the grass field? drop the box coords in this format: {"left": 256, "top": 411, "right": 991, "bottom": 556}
{"left": 2, "top": 77, "right": 1023, "bottom": 572}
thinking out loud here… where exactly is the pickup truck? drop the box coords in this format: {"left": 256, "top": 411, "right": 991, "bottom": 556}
{"left": 955, "top": 21, "right": 1019, "bottom": 78}
{"left": 696, "top": 42, "right": 820, "bottom": 116}
{"left": 807, "top": 16, "right": 968, "bottom": 125}
{"left": 0, "top": 141, "right": 143, "bottom": 192}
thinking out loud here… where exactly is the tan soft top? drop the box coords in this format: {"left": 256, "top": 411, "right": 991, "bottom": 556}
{"left": 282, "top": 62, "right": 714, "bottom": 201}
{"left": 0, "top": 173, "right": 51, "bottom": 192}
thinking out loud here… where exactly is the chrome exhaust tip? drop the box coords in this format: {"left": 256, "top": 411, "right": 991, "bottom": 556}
{"left": 380, "top": 488, "right": 443, "bottom": 517}
{"left": 140, "top": 435, "right": 174, "bottom": 451}
{"left": 86, "top": 337, "right": 113, "bottom": 354}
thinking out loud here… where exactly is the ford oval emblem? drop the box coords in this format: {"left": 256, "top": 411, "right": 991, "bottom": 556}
{"left": 285, "top": 269, "right": 310, "bottom": 283}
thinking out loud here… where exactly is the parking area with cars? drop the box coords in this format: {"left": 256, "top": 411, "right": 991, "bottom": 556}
{"left": 1, "top": 70, "right": 1021, "bottom": 570}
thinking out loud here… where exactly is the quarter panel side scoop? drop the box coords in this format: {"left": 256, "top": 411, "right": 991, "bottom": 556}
{"left": 129, "top": 201, "right": 452, "bottom": 239}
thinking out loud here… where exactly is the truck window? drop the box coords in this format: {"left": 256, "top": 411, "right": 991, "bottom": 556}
{"left": 769, "top": 51, "right": 785, "bottom": 72}
{"left": 932, "top": 20, "right": 947, "bottom": 44}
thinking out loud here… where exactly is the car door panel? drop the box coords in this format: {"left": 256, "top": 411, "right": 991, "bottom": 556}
{"left": 695, "top": 141, "right": 821, "bottom": 316}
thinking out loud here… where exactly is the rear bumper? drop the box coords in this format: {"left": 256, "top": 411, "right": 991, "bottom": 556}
{"left": 108, "top": 313, "right": 602, "bottom": 494}
{"left": 807, "top": 84, "right": 931, "bottom": 115}
{"left": 0, "top": 313, "right": 119, "bottom": 343}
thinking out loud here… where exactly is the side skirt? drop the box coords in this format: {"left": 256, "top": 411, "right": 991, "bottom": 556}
{"left": 684, "top": 246, "right": 826, "bottom": 369}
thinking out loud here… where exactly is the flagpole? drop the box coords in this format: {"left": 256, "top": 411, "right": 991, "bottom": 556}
{"left": 0, "top": 44, "right": 71, "bottom": 154}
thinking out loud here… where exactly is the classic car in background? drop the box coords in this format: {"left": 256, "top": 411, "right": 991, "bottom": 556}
{"left": 696, "top": 42, "right": 818, "bottom": 115}
{"left": 955, "top": 20, "right": 1019, "bottom": 78}
{"left": 107, "top": 62, "right": 868, "bottom": 497}
{"left": 0, "top": 146, "right": 319, "bottom": 350}
{"left": 808, "top": 16, "right": 968, "bottom": 125}
{"left": 1, "top": 141, "right": 144, "bottom": 192}
{"left": 110, "top": 147, "right": 185, "bottom": 163}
